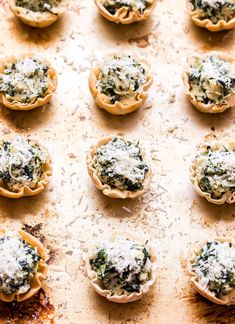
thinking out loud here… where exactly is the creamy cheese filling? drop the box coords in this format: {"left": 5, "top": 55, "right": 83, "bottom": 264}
{"left": 192, "top": 241, "right": 235, "bottom": 297}
{"left": 0, "top": 57, "right": 50, "bottom": 104}
{"left": 0, "top": 231, "right": 40, "bottom": 295}
{"left": 0, "top": 136, "right": 48, "bottom": 192}
{"left": 15, "top": 0, "right": 61, "bottom": 14}
{"left": 191, "top": 0, "right": 235, "bottom": 23}
{"left": 194, "top": 144, "right": 235, "bottom": 199}
{"left": 103, "top": 0, "right": 153, "bottom": 15}
{"left": 90, "top": 237, "right": 152, "bottom": 295}
{"left": 93, "top": 137, "right": 149, "bottom": 191}
{"left": 96, "top": 55, "right": 147, "bottom": 104}
{"left": 188, "top": 55, "right": 235, "bottom": 105}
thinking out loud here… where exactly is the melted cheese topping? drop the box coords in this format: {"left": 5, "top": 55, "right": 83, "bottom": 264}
{"left": 0, "top": 231, "right": 40, "bottom": 295}
{"left": 96, "top": 55, "right": 147, "bottom": 104}
{"left": 194, "top": 143, "right": 235, "bottom": 199}
{"left": 93, "top": 137, "right": 149, "bottom": 191}
{"left": 0, "top": 136, "right": 48, "bottom": 192}
{"left": 0, "top": 57, "right": 50, "bottom": 104}
{"left": 188, "top": 55, "right": 235, "bottom": 105}
{"left": 15, "top": 0, "right": 61, "bottom": 14}
{"left": 192, "top": 241, "right": 235, "bottom": 297}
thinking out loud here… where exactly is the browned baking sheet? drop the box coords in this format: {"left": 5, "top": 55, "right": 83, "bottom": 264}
{"left": 0, "top": 0, "right": 235, "bottom": 323}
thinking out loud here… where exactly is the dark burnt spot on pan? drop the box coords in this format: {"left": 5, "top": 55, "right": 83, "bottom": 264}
{"left": 188, "top": 292, "right": 235, "bottom": 322}
{"left": 0, "top": 289, "right": 54, "bottom": 323}
{"left": 47, "top": 244, "right": 58, "bottom": 265}
{"left": 22, "top": 223, "right": 46, "bottom": 244}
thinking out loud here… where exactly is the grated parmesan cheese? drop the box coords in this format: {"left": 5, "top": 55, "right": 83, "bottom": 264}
{"left": 192, "top": 241, "right": 235, "bottom": 297}
{"left": 96, "top": 55, "right": 147, "bottom": 104}
{"left": 0, "top": 136, "right": 48, "bottom": 192}
{"left": 0, "top": 231, "right": 40, "bottom": 295}
{"left": 93, "top": 137, "right": 149, "bottom": 191}
{"left": 194, "top": 143, "right": 235, "bottom": 199}
{"left": 0, "top": 57, "right": 50, "bottom": 104}
{"left": 90, "top": 236, "right": 152, "bottom": 295}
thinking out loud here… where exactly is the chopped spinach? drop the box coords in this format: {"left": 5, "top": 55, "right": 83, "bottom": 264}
{"left": 93, "top": 137, "right": 149, "bottom": 191}
{"left": 90, "top": 237, "right": 152, "bottom": 295}
{"left": 188, "top": 55, "right": 235, "bottom": 105}
{"left": 96, "top": 55, "right": 147, "bottom": 104}
{"left": 191, "top": 0, "right": 235, "bottom": 23}
{"left": 192, "top": 241, "right": 235, "bottom": 297}
{"left": 15, "top": 0, "right": 60, "bottom": 13}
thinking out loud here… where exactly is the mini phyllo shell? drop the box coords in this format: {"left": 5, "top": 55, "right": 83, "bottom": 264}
{"left": 0, "top": 229, "right": 48, "bottom": 302}
{"left": 9, "top": 0, "right": 65, "bottom": 28}
{"left": 94, "top": 0, "right": 156, "bottom": 24}
{"left": 190, "top": 140, "right": 235, "bottom": 204}
{"left": 183, "top": 52, "right": 235, "bottom": 113}
{"left": 0, "top": 135, "right": 52, "bottom": 198}
{"left": 188, "top": 237, "right": 235, "bottom": 305}
{"left": 188, "top": 0, "right": 235, "bottom": 32}
{"left": 87, "top": 232, "right": 157, "bottom": 303}
{"left": 0, "top": 54, "right": 57, "bottom": 111}
{"left": 86, "top": 136, "right": 152, "bottom": 199}
{"left": 89, "top": 54, "right": 153, "bottom": 115}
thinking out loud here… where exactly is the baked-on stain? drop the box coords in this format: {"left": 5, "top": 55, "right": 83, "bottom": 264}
{"left": 22, "top": 223, "right": 46, "bottom": 244}
{"left": 22, "top": 224, "right": 58, "bottom": 265}
{"left": 0, "top": 289, "right": 54, "bottom": 323}
{"left": 187, "top": 292, "right": 235, "bottom": 323}
{"left": 128, "top": 34, "right": 152, "bottom": 48}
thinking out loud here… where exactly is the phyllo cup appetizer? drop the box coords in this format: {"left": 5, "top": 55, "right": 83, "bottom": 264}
{"left": 9, "top": 0, "right": 65, "bottom": 28}
{"left": 94, "top": 0, "right": 156, "bottom": 24}
{"left": 89, "top": 54, "right": 153, "bottom": 115}
{"left": 86, "top": 136, "right": 152, "bottom": 199}
{"left": 188, "top": 0, "right": 235, "bottom": 32}
{"left": 0, "top": 135, "right": 52, "bottom": 198}
{"left": 0, "top": 54, "right": 57, "bottom": 110}
{"left": 188, "top": 238, "right": 235, "bottom": 305}
{"left": 190, "top": 140, "right": 235, "bottom": 204}
{"left": 183, "top": 52, "right": 235, "bottom": 113}
{"left": 87, "top": 233, "right": 157, "bottom": 303}
{"left": 0, "top": 229, "right": 48, "bottom": 302}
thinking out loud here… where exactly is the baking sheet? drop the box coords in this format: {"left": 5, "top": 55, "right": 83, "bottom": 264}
{"left": 0, "top": 0, "right": 235, "bottom": 323}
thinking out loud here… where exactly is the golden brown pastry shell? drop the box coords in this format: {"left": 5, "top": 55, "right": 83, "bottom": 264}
{"left": 94, "top": 0, "right": 157, "bottom": 24}
{"left": 0, "top": 135, "right": 52, "bottom": 199}
{"left": 0, "top": 229, "right": 48, "bottom": 303}
{"left": 187, "top": 0, "right": 235, "bottom": 32}
{"left": 0, "top": 53, "right": 57, "bottom": 110}
{"left": 86, "top": 136, "right": 152, "bottom": 199}
{"left": 188, "top": 237, "right": 235, "bottom": 306}
{"left": 86, "top": 231, "right": 157, "bottom": 303}
{"left": 8, "top": 0, "right": 65, "bottom": 28}
{"left": 190, "top": 140, "right": 235, "bottom": 204}
{"left": 89, "top": 56, "right": 153, "bottom": 115}
{"left": 183, "top": 51, "right": 235, "bottom": 114}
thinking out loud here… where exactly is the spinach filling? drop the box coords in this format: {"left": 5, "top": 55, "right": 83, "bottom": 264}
{"left": 0, "top": 232, "right": 40, "bottom": 295}
{"left": 0, "top": 136, "right": 47, "bottom": 192}
{"left": 0, "top": 57, "right": 49, "bottom": 104}
{"left": 191, "top": 0, "right": 235, "bottom": 23}
{"left": 96, "top": 55, "right": 147, "bottom": 104}
{"left": 90, "top": 237, "right": 152, "bottom": 295}
{"left": 192, "top": 241, "right": 235, "bottom": 297}
{"left": 15, "top": 0, "right": 60, "bottom": 14}
{"left": 188, "top": 55, "right": 235, "bottom": 105}
{"left": 103, "top": 0, "right": 152, "bottom": 15}
{"left": 93, "top": 137, "right": 149, "bottom": 191}
{"left": 195, "top": 144, "right": 235, "bottom": 199}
